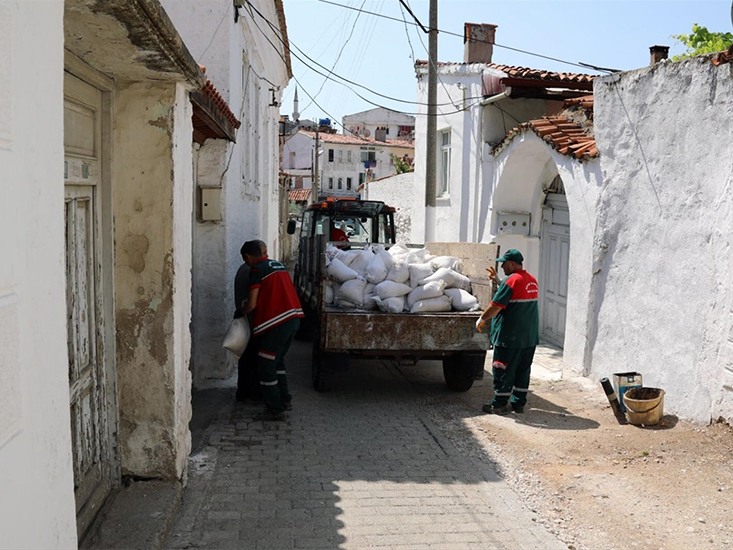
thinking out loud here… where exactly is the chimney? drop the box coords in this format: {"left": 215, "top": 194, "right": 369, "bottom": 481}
{"left": 464, "top": 23, "right": 497, "bottom": 64}
{"left": 375, "top": 127, "right": 387, "bottom": 142}
{"left": 649, "top": 45, "right": 669, "bottom": 65}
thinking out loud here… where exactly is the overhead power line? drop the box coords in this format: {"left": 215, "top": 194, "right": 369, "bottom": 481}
{"left": 398, "top": 0, "right": 428, "bottom": 33}
{"left": 315, "top": 0, "right": 611, "bottom": 73}
{"left": 243, "top": 0, "right": 484, "bottom": 116}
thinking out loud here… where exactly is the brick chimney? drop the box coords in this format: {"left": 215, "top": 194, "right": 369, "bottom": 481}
{"left": 464, "top": 23, "right": 497, "bottom": 64}
{"left": 649, "top": 45, "right": 669, "bottom": 65}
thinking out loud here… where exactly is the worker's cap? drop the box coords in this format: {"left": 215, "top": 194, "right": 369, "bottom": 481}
{"left": 496, "top": 249, "right": 524, "bottom": 263}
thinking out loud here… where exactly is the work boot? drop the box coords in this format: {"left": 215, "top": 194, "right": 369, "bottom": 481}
{"left": 482, "top": 404, "right": 512, "bottom": 415}
{"left": 512, "top": 405, "right": 525, "bottom": 414}
{"left": 283, "top": 401, "right": 293, "bottom": 411}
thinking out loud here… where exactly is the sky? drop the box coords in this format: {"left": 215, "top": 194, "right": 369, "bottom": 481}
{"left": 276, "top": 0, "right": 733, "bottom": 129}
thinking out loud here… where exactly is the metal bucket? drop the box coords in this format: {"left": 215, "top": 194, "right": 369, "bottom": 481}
{"left": 623, "top": 387, "right": 665, "bottom": 426}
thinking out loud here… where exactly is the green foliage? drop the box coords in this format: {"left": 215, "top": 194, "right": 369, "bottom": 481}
{"left": 672, "top": 23, "right": 733, "bottom": 61}
{"left": 391, "top": 153, "right": 414, "bottom": 175}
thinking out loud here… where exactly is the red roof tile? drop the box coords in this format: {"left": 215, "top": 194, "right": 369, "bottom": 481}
{"left": 415, "top": 59, "right": 594, "bottom": 86}
{"left": 492, "top": 116, "right": 597, "bottom": 161}
{"left": 712, "top": 44, "right": 733, "bottom": 66}
{"left": 288, "top": 189, "right": 312, "bottom": 202}
{"left": 201, "top": 80, "right": 241, "bottom": 130}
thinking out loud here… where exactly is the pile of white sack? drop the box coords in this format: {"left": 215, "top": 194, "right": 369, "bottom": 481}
{"left": 324, "top": 242, "right": 480, "bottom": 314}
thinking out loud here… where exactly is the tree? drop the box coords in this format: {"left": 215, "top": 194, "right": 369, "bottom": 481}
{"left": 391, "top": 153, "right": 414, "bottom": 175}
{"left": 672, "top": 23, "right": 733, "bottom": 61}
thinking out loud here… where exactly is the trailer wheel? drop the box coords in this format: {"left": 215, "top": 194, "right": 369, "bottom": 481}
{"left": 443, "top": 353, "right": 477, "bottom": 392}
{"left": 312, "top": 342, "right": 336, "bottom": 392}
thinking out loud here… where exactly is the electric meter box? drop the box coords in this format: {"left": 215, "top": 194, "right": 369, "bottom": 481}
{"left": 200, "top": 187, "right": 222, "bottom": 221}
{"left": 497, "top": 212, "right": 530, "bottom": 236}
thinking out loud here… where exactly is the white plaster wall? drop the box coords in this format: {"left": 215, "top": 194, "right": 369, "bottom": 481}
{"left": 163, "top": 0, "right": 289, "bottom": 386}
{"left": 591, "top": 57, "right": 733, "bottom": 423}
{"left": 414, "top": 66, "right": 484, "bottom": 244}
{"left": 361, "top": 172, "right": 417, "bottom": 243}
{"left": 0, "top": 3, "right": 78, "bottom": 547}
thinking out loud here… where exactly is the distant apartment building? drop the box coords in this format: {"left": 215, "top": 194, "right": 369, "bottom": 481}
{"left": 343, "top": 107, "right": 415, "bottom": 140}
{"left": 282, "top": 130, "right": 413, "bottom": 198}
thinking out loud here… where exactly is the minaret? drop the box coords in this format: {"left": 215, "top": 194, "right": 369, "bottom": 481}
{"left": 292, "top": 87, "right": 300, "bottom": 122}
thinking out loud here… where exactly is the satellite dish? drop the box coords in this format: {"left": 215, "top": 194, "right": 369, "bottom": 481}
{"left": 349, "top": 126, "right": 357, "bottom": 135}
{"left": 364, "top": 129, "right": 371, "bottom": 137}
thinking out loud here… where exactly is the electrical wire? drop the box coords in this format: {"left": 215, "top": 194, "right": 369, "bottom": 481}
{"left": 244, "top": 0, "right": 484, "bottom": 109}
{"left": 397, "top": 0, "right": 428, "bottom": 34}
{"left": 300, "top": 0, "right": 369, "bottom": 113}
{"left": 398, "top": 2, "right": 416, "bottom": 65}
{"left": 315, "top": 0, "right": 611, "bottom": 73}
{"left": 198, "top": 4, "right": 231, "bottom": 63}
{"left": 242, "top": 0, "right": 483, "bottom": 123}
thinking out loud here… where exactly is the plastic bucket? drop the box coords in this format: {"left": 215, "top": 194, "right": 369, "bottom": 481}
{"left": 623, "top": 387, "right": 665, "bottom": 426}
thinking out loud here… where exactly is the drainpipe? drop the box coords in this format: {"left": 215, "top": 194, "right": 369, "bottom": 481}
{"left": 479, "top": 86, "right": 512, "bottom": 106}
{"left": 473, "top": 87, "right": 512, "bottom": 241}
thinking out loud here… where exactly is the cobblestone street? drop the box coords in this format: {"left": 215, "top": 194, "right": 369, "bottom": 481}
{"left": 165, "top": 340, "right": 565, "bottom": 550}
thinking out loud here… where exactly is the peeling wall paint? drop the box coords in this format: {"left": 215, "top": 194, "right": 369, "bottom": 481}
{"left": 113, "top": 81, "right": 192, "bottom": 479}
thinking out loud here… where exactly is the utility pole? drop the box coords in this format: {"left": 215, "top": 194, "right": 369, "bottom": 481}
{"left": 312, "top": 125, "right": 320, "bottom": 202}
{"left": 424, "top": 0, "right": 438, "bottom": 242}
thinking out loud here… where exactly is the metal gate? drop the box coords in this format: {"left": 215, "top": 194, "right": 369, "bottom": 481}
{"left": 64, "top": 71, "right": 112, "bottom": 537}
{"left": 540, "top": 193, "right": 570, "bottom": 348}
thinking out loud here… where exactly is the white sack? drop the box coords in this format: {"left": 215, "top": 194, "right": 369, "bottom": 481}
{"left": 335, "top": 298, "right": 356, "bottom": 308}
{"left": 337, "top": 250, "right": 359, "bottom": 266}
{"left": 222, "top": 316, "right": 251, "bottom": 358}
{"left": 325, "top": 283, "right": 334, "bottom": 304}
{"left": 407, "top": 280, "right": 446, "bottom": 308}
{"left": 365, "top": 252, "right": 388, "bottom": 284}
{"left": 372, "top": 296, "right": 406, "bottom": 314}
{"left": 374, "top": 280, "right": 412, "bottom": 300}
{"left": 444, "top": 288, "right": 479, "bottom": 311}
{"left": 430, "top": 255, "right": 464, "bottom": 273}
{"left": 362, "top": 283, "right": 377, "bottom": 310}
{"left": 378, "top": 249, "right": 394, "bottom": 271}
{"left": 337, "top": 277, "right": 367, "bottom": 306}
{"left": 410, "top": 295, "right": 452, "bottom": 314}
{"left": 388, "top": 242, "right": 410, "bottom": 257}
{"left": 418, "top": 267, "right": 471, "bottom": 291}
{"left": 327, "top": 258, "right": 358, "bottom": 282}
{"left": 387, "top": 260, "right": 410, "bottom": 284}
{"left": 349, "top": 248, "right": 374, "bottom": 274}
{"left": 409, "top": 263, "right": 434, "bottom": 288}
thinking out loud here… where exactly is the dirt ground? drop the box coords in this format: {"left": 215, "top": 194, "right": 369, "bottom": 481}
{"left": 411, "top": 362, "right": 733, "bottom": 550}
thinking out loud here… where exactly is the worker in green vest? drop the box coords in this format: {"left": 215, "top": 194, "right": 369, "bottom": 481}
{"left": 476, "top": 249, "right": 540, "bottom": 415}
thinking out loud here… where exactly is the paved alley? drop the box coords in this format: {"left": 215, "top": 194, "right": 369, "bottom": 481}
{"left": 165, "top": 340, "right": 566, "bottom": 550}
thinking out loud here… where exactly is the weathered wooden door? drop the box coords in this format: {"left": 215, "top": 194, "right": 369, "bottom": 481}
{"left": 64, "top": 71, "right": 111, "bottom": 537}
{"left": 540, "top": 193, "right": 570, "bottom": 348}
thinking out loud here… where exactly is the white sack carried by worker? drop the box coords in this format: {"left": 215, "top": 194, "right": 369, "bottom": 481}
{"left": 327, "top": 258, "right": 359, "bottom": 283}
{"left": 365, "top": 252, "right": 388, "bottom": 284}
{"left": 444, "top": 288, "right": 479, "bottom": 311}
{"left": 386, "top": 260, "right": 410, "bottom": 284}
{"left": 406, "top": 280, "right": 446, "bottom": 308}
{"left": 336, "top": 277, "right": 367, "bottom": 307}
{"left": 374, "top": 280, "right": 412, "bottom": 300}
{"left": 410, "top": 295, "right": 452, "bottom": 313}
{"left": 430, "top": 256, "right": 464, "bottom": 273}
{"left": 348, "top": 248, "right": 374, "bottom": 274}
{"left": 372, "top": 295, "right": 406, "bottom": 314}
{"left": 362, "top": 283, "right": 377, "bottom": 310}
{"left": 409, "top": 263, "right": 434, "bottom": 288}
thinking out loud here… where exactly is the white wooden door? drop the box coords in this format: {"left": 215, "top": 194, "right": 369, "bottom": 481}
{"left": 540, "top": 193, "right": 570, "bottom": 348}
{"left": 64, "top": 72, "right": 111, "bottom": 536}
